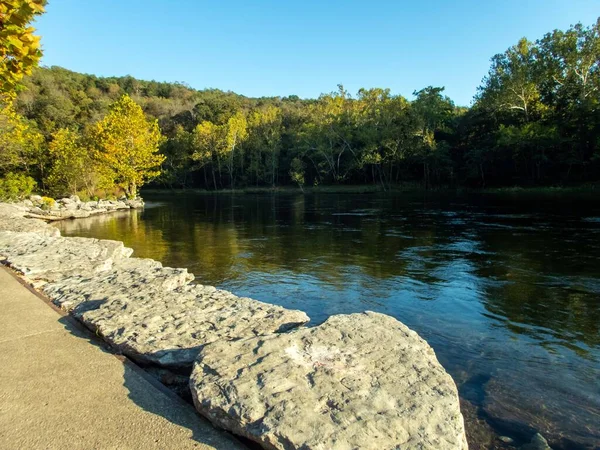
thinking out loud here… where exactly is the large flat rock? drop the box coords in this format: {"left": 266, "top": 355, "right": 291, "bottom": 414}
{"left": 74, "top": 283, "right": 310, "bottom": 367}
{"left": 0, "top": 231, "right": 133, "bottom": 282}
{"left": 190, "top": 311, "right": 468, "bottom": 450}
{"left": 0, "top": 203, "right": 59, "bottom": 236}
{"left": 43, "top": 257, "right": 194, "bottom": 312}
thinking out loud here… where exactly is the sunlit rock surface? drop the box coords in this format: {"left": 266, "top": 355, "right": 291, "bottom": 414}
{"left": 74, "top": 283, "right": 310, "bottom": 367}
{"left": 0, "top": 203, "right": 59, "bottom": 236}
{"left": 190, "top": 311, "right": 468, "bottom": 450}
{"left": 43, "top": 257, "right": 194, "bottom": 311}
{"left": 22, "top": 195, "right": 145, "bottom": 221}
{"left": 0, "top": 232, "right": 132, "bottom": 282}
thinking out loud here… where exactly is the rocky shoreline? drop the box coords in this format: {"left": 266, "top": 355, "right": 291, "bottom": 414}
{"left": 0, "top": 201, "right": 469, "bottom": 449}
{"left": 20, "top": 194, "right": 145, "bottom": 221}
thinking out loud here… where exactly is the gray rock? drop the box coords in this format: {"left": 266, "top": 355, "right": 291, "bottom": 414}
{"left": 76, "top": 283, "right": 309, "bottom": 367}
{"left": 190, "top": 311, "right": 468, "bottom": 450}
{"left": 0, "top": 232, "right": 132, "bottom": 282}
{"left": 83, "top": 201, "right": 99, "bottom": 210}
{"left": 64, "top": 202, "right": 79, "bottom": 211}
{"left": 34, "top": 209, "right": 93, "bottom": 220}
{"left": 30, "top": 195, "right": 42, "bottom": 202}
{"left": 126, "top": 198, "right": 144, "bottom": 209}
{"left": 522, "top": 433, "right": 551, "bottom": 450}
{"left": 44, "top": 257, "right": 194, "bottom": 312}
{"left": 0, "top": 203, "right": 59, "bottom": 236}
{"left": 69, "top": 195, "right": 81, "bottom": 203}
{"left": 22, "top": 199, "right": 34, "bottom": 207}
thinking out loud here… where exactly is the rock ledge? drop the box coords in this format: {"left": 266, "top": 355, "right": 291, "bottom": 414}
{"left": 190, "top": 311, "right": 468, "bottom": 450}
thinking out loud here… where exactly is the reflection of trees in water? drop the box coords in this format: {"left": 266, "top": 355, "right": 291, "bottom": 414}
{"left": 474, "top": 226, "right": 600, "bottom": 353}
{"left": 56, "top": 210, "right": 169, "bottom": 262}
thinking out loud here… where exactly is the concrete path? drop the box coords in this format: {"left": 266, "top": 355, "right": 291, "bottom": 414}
{"left": 0, "top": 266, "right": 247, "bottom": 450}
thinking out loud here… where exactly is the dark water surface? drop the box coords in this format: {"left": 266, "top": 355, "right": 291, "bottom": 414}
{"left": 57, "top": 192, "right": 600, "bottom": 449}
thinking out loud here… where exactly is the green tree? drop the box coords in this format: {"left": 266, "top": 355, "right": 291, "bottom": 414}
{"left": 412, "top": 87, "right": 455, "bottom": 188}
{"left": 477, "top": 38, "right": 543, "bottom": 121}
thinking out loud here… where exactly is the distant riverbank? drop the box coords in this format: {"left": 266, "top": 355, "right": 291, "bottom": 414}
{"left": 142, "top": 183, "right": 600, "bottom": 196}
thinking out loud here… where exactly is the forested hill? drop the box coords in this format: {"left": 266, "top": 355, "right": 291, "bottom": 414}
{"left": 11, "top": 18, "right": 600, "bottom": 192}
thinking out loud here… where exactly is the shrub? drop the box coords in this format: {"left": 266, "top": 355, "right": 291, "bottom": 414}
{"left": 40, "top": 196, "right": 55, "bottom": 210}
{"left": 0, "top": 172, "right": 36, "bottom": 201}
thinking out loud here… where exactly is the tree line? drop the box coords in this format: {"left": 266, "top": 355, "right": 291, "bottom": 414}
{"left": 1, "top": 12, "right": 599, "bottom": 199}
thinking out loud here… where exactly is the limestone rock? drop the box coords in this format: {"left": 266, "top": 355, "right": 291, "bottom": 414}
{"left": 44, "top": 257, "right": 194, "bottom": 312}
{"left": 0, "top": 232, "right": 132, "bottom": 281}
{"left": 76, "top": 283, "right": 310, "bottom": 367}
{"left": 0, "top": 203, "right": 59, "bottom": 236}
{"left": 190, "top": 311, "right": 468, "bottom": 450}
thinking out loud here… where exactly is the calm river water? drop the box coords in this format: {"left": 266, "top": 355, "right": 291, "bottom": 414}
{"left": 57, "top": 192, "right": 600, "bottom": 449}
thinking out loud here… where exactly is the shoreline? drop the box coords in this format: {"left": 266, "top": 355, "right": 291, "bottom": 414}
{"left": 19, "top": 195, "right": 145, "bottom": 222}
{"left": 142, "top": 183, "right": 600, "bottom": 196}
{"left": 0, "top": 201, "right": 470, "bottom": 449}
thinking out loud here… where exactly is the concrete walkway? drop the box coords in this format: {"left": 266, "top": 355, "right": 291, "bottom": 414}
{"left": 0, "top": 266, "right": 247, "bottom": 450}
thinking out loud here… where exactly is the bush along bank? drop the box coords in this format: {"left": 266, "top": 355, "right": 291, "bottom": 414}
{"left": 0, "top": 203, "right": 468, "bottom": 450}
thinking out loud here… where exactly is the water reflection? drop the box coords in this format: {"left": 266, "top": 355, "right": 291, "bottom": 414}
{"left": 56, "top": 192, "right": 600, "bottom": 449}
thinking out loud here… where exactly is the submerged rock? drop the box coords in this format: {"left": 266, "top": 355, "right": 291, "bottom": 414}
{"left": 522, "top": 433, "right": 552, "bottom": 450}
{"left": 483, "top": 375, "right": 599, "bottom": 449}
{"left": 190, "top": 311, "right": 468, "bottom": 450}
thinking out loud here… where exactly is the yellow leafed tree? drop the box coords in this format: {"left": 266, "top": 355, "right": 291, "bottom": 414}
{"left": 0, "top": 0, "right": 45, "bottom": 101}
{"left": 46, "top": 128, "right": 97, "bottom": 197}
{"left": 91, "top": 94, "right": 165, "bottom": 198}
{"left": 0, "top": 102, "right": 43, "bottom": 172}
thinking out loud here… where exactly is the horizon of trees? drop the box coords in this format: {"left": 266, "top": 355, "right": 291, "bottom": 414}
{"left": 1, "top": 17, "right": 599, "bottom": 199}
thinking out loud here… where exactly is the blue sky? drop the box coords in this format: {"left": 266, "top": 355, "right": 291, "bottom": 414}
{"left": 35, "top": 0, "right": 598, "bottom": 105}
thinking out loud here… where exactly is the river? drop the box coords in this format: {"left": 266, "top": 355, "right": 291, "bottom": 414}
{"left": 56, "top": 191, "right": 600, "bottom": 449}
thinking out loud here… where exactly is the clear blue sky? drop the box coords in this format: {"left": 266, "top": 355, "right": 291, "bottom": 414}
{"left": 35, "top": 0, "right": 598, "bottom": 106}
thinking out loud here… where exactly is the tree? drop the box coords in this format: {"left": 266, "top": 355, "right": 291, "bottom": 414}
{"left": 477, "top": 38, "right": 543, "bottom": 121}
{"left": 247, "top": 106, "right": 282, "bottom": 185}
{"left": 46, "top": 128, "right": 98, "bottom": 197}
{"left": 91, "top": 95, "right": 165, "bottom": 198}
{"left": 191, "top": 120, "right": 223, "bottom": 189}
{"left": 222, "top": 111, "right": 247, "bottom": 188}
{"left": 0, "top": 0, "right": 45, "bottom": 100}
{"left": 412, "top": 87, "right": 455, "bottom": 187}
{"left": 0, "top": 102, "right": 43, "bottom": 174}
